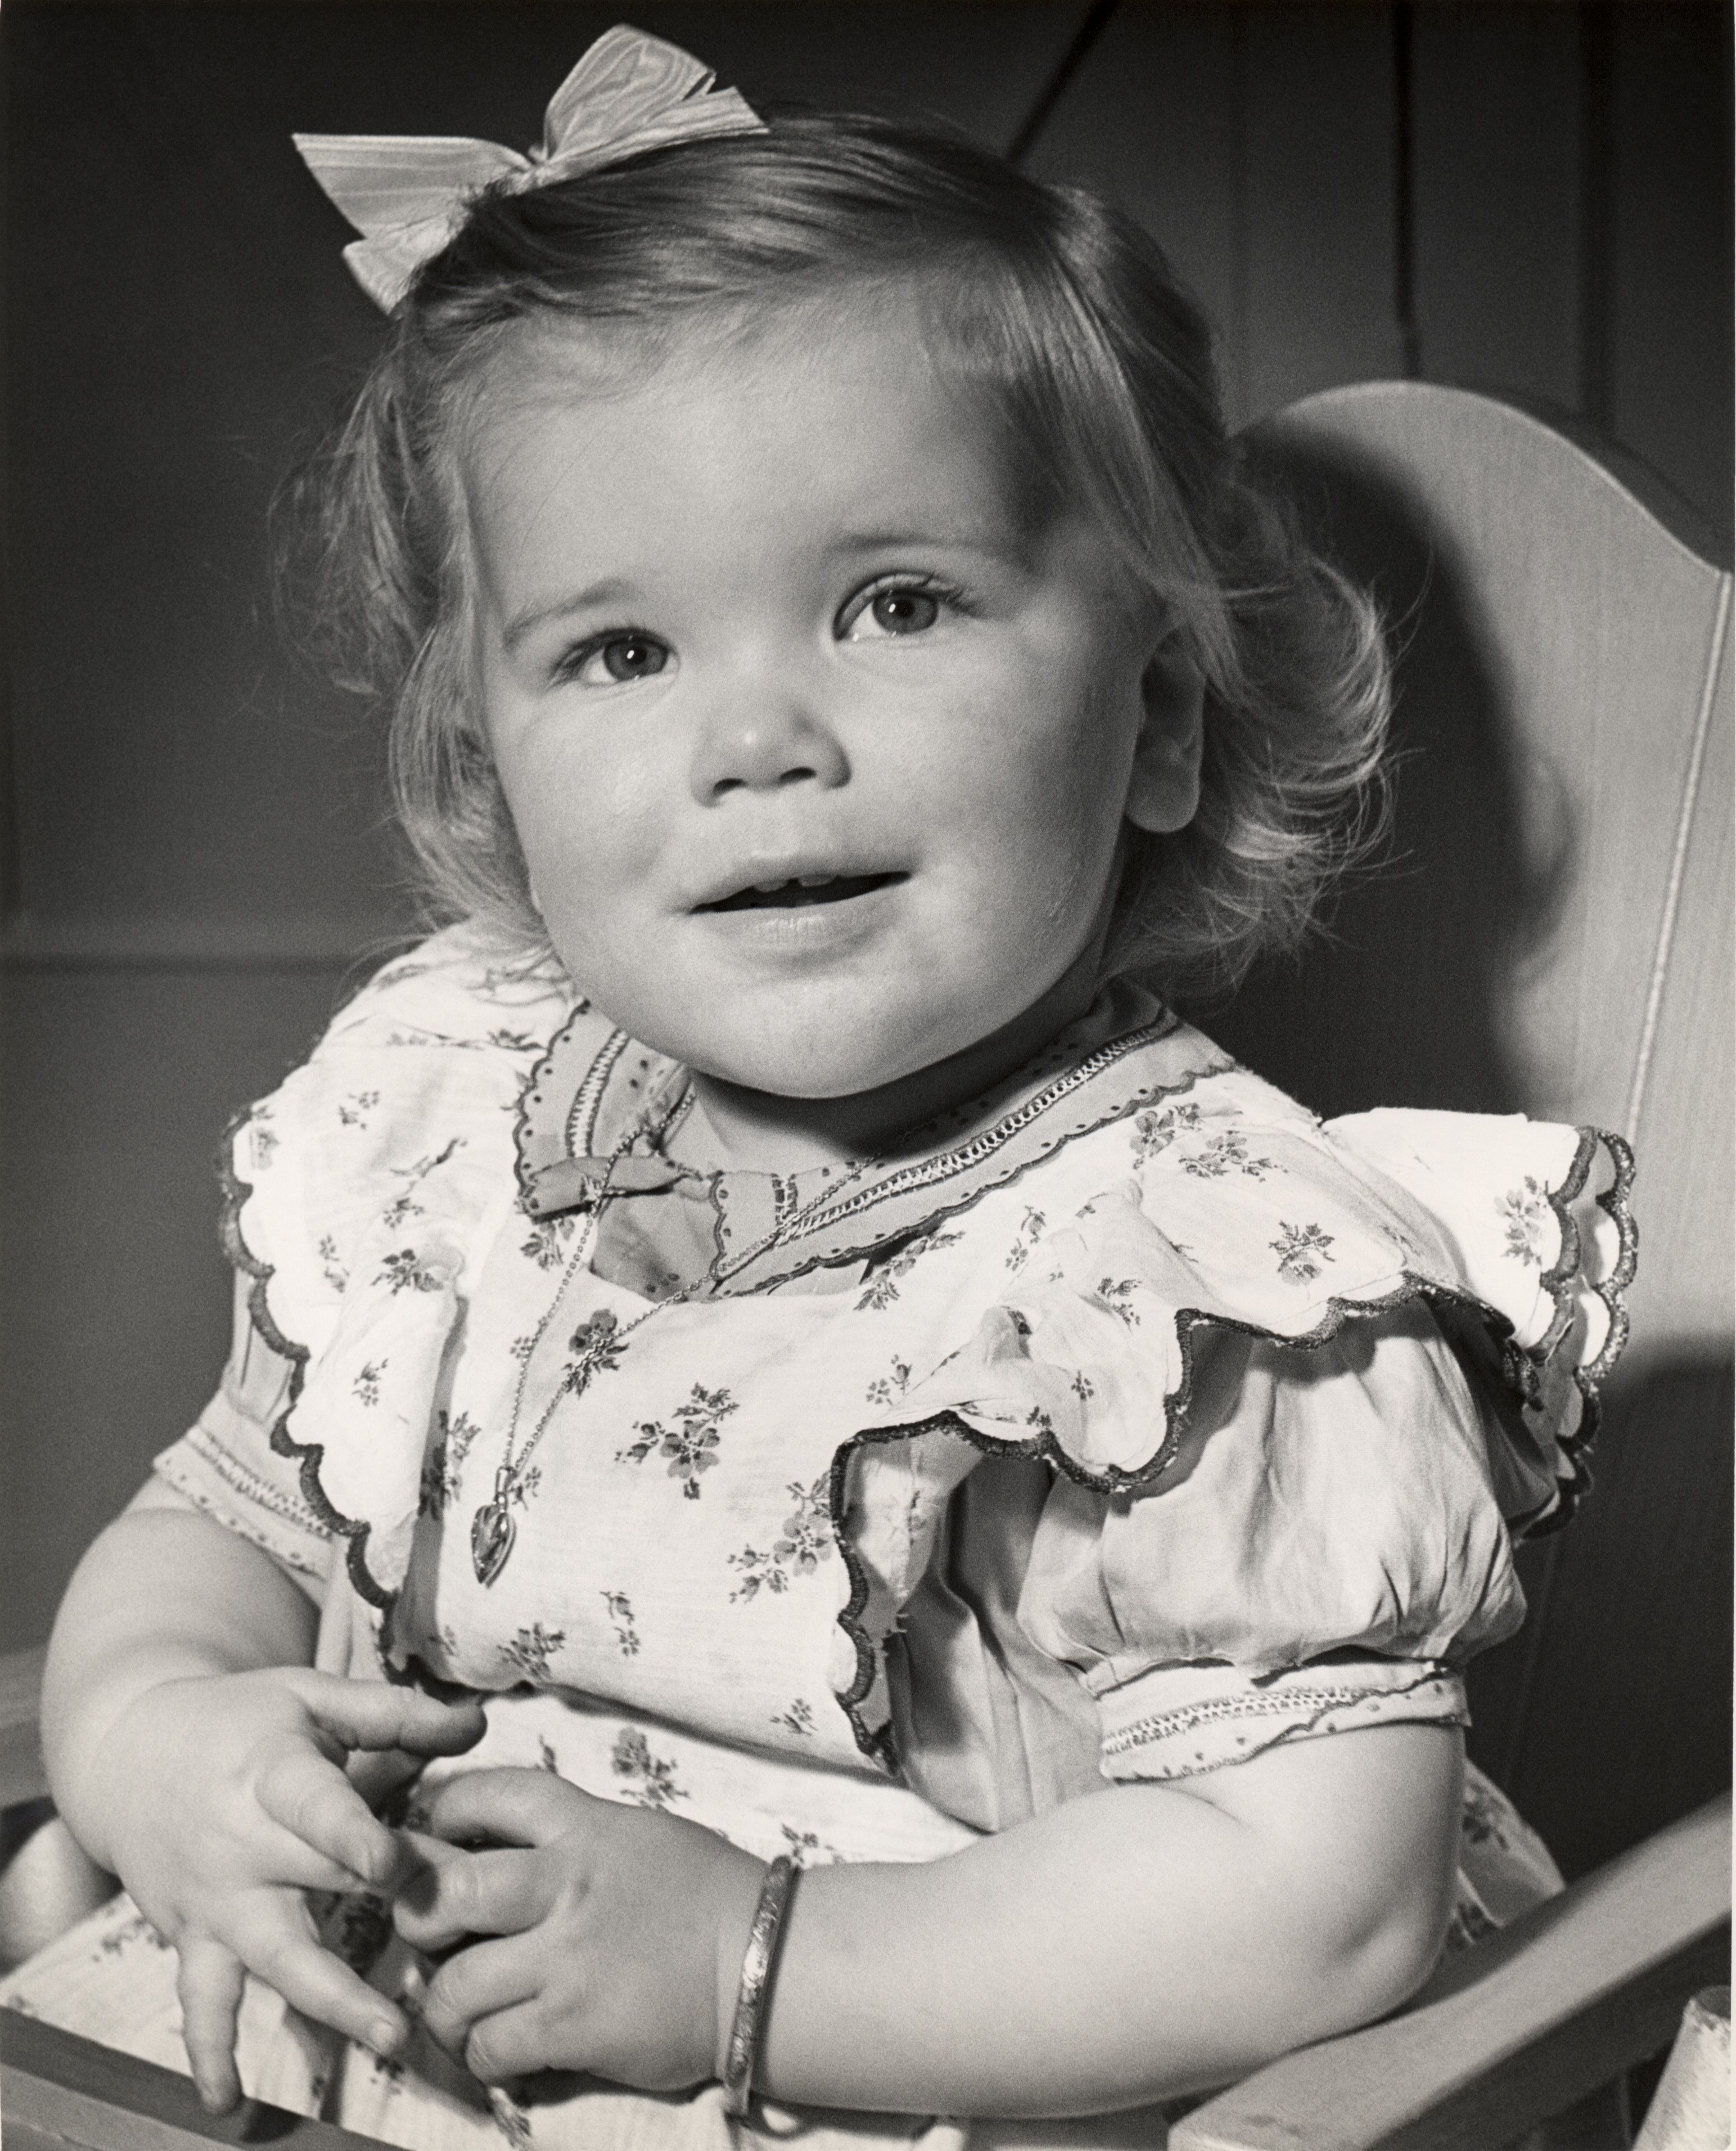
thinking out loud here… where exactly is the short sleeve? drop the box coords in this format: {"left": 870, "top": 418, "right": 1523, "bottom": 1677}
{"left": 153, "top": 1272, "right": 336, "bottom": 1592}
{"left": 1014, "top": 1302, "right": 1515, "bottom": 1781}
{"left": 150, "top": 924, "right": 576, "bottom": 1606}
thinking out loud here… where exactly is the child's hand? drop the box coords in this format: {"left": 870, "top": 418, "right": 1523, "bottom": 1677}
{"left": 395, "top": 1770, "right": 766, "bottom": 2094}
{"left": 93, "top": 1667, "right": 485, "bottom": 2109}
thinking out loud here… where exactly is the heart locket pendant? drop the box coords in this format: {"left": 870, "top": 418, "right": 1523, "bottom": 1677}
{"left": 471, "top": 1498, "right": 516, "bottom": 1586}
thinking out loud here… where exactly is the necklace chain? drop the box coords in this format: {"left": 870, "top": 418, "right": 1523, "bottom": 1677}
{"left": 470, "top": 1120, "right": 870, "bottom": 1583}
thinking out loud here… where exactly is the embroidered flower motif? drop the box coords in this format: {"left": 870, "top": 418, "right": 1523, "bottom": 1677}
{"left": 855, "top": 1227, "right": 964, "bottom": 1312}
{"left": 507, "top": 1465, "right": 543, "bottom": 1509}
{"left": 1271, "top": 1221, "right": 1336, "bottom": 1284}
{"left": 419, "top": 1410, "right": 480, "bottom": 1519}
{"left": 728, "top": 1476, "right": 835, "bottom": 1601}
{"left": 376, "top": 1247, "right": 441, "bottom": 1295}
{"left": 1005, "top": 1206, "right": 1048, "bottom": 1274}
{"left": 536, "top": 1736, "right": 560, "bottom": 1775}
{"left": 1182, "top": 1129, "right": 1277, "bottom": 1181}
{"left": 781, "top": 1824, "right": 842, "bottom": 1866}
{"left": 601, "top": 1589, "right": 641, "bottom": 1655}
{"left": 381, "top": 1024, "right": 499, "bottom": 1051}
{"left": 772, "top": 1699, "right": 817, "bottom": 1738}
{"left": 611, "top": 1725, "right": 684, "bottom": 1810}
{"left": 1459, "top": 1769, "right": 1524, "bottom": 1851}
{"left": 481, "top": 961, "right": 560, "bottom": 1001}
{"left": 1130, "top": 1101, "right": 1202, "bottom": 1161}
{"left": 337, "top": 1090, "right": 381, "bottom": 1128}
{"left": 1097, "top": 1277, "right": 1142, "bottom": 1326}
{"left": 352, "top": 1360, "right": 385, "bottom": 1408}
{"left": 486, "top": 1027, "right": 543, "bottom": 1052}
{"left": 561, "top": 1308, "right": 628, "bottom": 1398}
{"left": 250, "top": 1107, "right": 279, "bottom": 1168}
{"left": 1070, "top": 1369, "right": 1095, "bottom": 1401}
{"left": 1496, "top": 1177, "right": 1554, "bottom": 1266}
{"left": 616, "top": 1384, "right": 737, "bottom": 1498}
{"left": 1444, "top": 1893, "right": 1501, "bottom": 1953}
{"left": 381, "top": 1137, "right": 464, "bottom": 1230}
{"left": 316, "top": 1234, "right": 349, "bottom": 1294}
{"left": 865, "top": 1356, "right": 912, "bottom": 1410}
{"left": 520, "top": 1210, "right": 578, "bottom": 1271}
{"left": 499, "top": 1622, "right": 566, "bottom": 1682}
{"left": 95, "top": 1908, "right": 173, "bottom": 1960}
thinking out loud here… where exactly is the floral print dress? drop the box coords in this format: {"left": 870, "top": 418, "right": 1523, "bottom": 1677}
{"left": 2, "top": 922, "right": 1632, "bottom": 2150}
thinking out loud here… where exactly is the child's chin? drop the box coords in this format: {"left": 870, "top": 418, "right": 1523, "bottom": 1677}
{"left": 689, "top": 1014, "right": 951, "bottom": 1104}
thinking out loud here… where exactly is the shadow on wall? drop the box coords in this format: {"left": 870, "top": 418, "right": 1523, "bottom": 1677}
{"left": 1484, "top": 1345, "right": 1735, "bottom": 1883}
{"left": 1185, "top": 426, "right": 1568, "bottom": 1122}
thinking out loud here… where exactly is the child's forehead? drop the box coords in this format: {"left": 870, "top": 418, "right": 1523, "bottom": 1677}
{"left": 465, "top": 292, "right": 1058, "bottom": 531}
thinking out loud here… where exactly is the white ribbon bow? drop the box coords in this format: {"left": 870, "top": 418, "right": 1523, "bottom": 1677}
{"left": 294, "top": 23, "right": 767, "bottom": 311}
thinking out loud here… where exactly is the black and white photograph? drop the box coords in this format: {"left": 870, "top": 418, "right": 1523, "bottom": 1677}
{"left": 1, "top": 5, "right": 1730, "bottom": 2146}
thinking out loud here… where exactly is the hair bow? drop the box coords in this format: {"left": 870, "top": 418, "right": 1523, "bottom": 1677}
{"left": 293, "top": 23, "right": 766, "bottom": 312}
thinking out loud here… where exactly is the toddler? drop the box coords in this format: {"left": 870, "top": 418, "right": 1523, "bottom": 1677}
{"left": 4, "top": 26, "right": 1631, "bottom": 2150}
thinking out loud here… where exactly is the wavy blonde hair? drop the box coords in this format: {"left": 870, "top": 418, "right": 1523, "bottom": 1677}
{"left": 287, "top": 111, "right": 1390, "bottom": 997}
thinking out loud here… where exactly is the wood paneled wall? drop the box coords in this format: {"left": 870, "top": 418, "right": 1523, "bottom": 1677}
{"left": 4, "top": 5, "right": 1731, "bottom": 1863}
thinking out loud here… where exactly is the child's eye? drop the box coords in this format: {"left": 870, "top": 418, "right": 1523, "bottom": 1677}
{"left": 838, "top": 577, "right": 955, "bottom": 642}
{"left": 560, "top": 632, "right": 671, "bottom": 686}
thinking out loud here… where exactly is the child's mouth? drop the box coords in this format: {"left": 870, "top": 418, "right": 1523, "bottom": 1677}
{"left": 698, "top": 871, "right": 905, "bottom": 912}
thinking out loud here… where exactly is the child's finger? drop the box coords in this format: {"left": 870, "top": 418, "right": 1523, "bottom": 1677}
{"left": 420, "top": 1767, "right": 586, "bottom": 1848}
{"left": 255, "top": 1743, "right": 407, "bottom": 1887}
{"left": 417, "top": 1930, "right": 542, "bottom": 2065}
{"left": 299, "top": 1675, "right": 487, "bottom": 1761}
{"left": 464, "top": 1998, "right": 560, "bottom": 2087}
{"left": 226, "top": 1889, "right": 407, "bottom": 2060}
{"left": 393, "top": 1837, "right": 547, "bottom": 1947}
{"left": 176, "top": 1934, "right": 246, "bottom": 2112}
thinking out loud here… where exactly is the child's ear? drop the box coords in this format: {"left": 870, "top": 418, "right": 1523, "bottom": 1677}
{"left": 1125, "top": 631, "right": 1205, "bottom": 835}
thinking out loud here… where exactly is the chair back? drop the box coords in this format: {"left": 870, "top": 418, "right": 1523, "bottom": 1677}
{"left": 1210, "top": 382, "right": 1733, "bottom": 1878}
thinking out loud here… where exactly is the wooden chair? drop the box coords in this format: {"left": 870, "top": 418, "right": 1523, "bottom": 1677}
{"left": 3, "top": 383, "right": 1730, "bottom": 2148}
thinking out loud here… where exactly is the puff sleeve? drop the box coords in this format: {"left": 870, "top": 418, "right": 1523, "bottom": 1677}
{"left": 866, "top": 1087, "right": 1634, "bottom": 1788}
{"left": 154, "top": 1267, "right": 337, "bottom": 1591}
{"left": 1018, "top": 1302, "right": 1509, "bottom": 1780}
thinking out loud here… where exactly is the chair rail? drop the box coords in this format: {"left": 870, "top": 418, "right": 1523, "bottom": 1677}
{"left": 1, "top": 2010, "right": 393, "bottom": 2150}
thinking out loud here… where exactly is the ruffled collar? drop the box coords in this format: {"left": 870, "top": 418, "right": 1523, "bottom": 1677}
{"left": 513, "top": 981, "right": 1236, "bottom": 1299}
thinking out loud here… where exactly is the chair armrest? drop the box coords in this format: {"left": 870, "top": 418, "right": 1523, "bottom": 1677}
{"left": 1175, "top": 1791, "right": 1732, "bottom": 2151}
{"left": 0, "top": 1647, "right": 48, "bottom": 1811}
{"left": 2, "top": 2011, "right": 393, "bottom": 2149}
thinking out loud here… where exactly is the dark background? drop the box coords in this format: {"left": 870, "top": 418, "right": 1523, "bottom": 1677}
{"left": 3, "top": 2, "right": 1731, "bottom": 1866}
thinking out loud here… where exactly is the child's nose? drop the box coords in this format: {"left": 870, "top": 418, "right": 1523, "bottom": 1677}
{"left": 688, "top": 685, "right": 850, "bottom": 803}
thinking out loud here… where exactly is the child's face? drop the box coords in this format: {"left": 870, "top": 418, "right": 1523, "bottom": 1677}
{"left": 469, "top": 304, "right": 1198, "bottom": 1102}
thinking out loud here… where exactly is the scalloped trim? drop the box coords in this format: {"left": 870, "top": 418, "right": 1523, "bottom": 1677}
{"left": 1526, "top": 1124, "right": 1637, "bottom": 1537}
{"left": 511, "top": 993, "right": 1233, "bottom": 1300}
{"left": 217, "top": 1106, "right": 399, "bottom": 1617}
{"left": 823, "top": 1127, "right": 1637, "bottom": 1765}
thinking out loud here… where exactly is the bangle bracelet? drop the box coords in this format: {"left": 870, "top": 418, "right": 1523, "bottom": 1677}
{"left": 720, "top": 1854, "right": 796, "bottom": 2118}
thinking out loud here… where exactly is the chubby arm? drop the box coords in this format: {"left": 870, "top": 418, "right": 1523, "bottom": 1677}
{"left": 44, "top": 1483, "right": 483, "bottom": 2109}
{"left": 404, "top": 1719, "right": 1461, "bottom": 2117}
{"left": 43, "top": 1484, "right": 320, "bottom": 1865}
{"left": 760, "top": 1721, "right": 1462, "bottom": 2116}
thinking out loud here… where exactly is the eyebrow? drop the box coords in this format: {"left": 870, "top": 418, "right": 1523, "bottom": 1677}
{"left": 833, "top": 526, "right": 1023, "bottom": 559}
{"left": 501, "top": 578, "right": 640, "bottom": 656}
